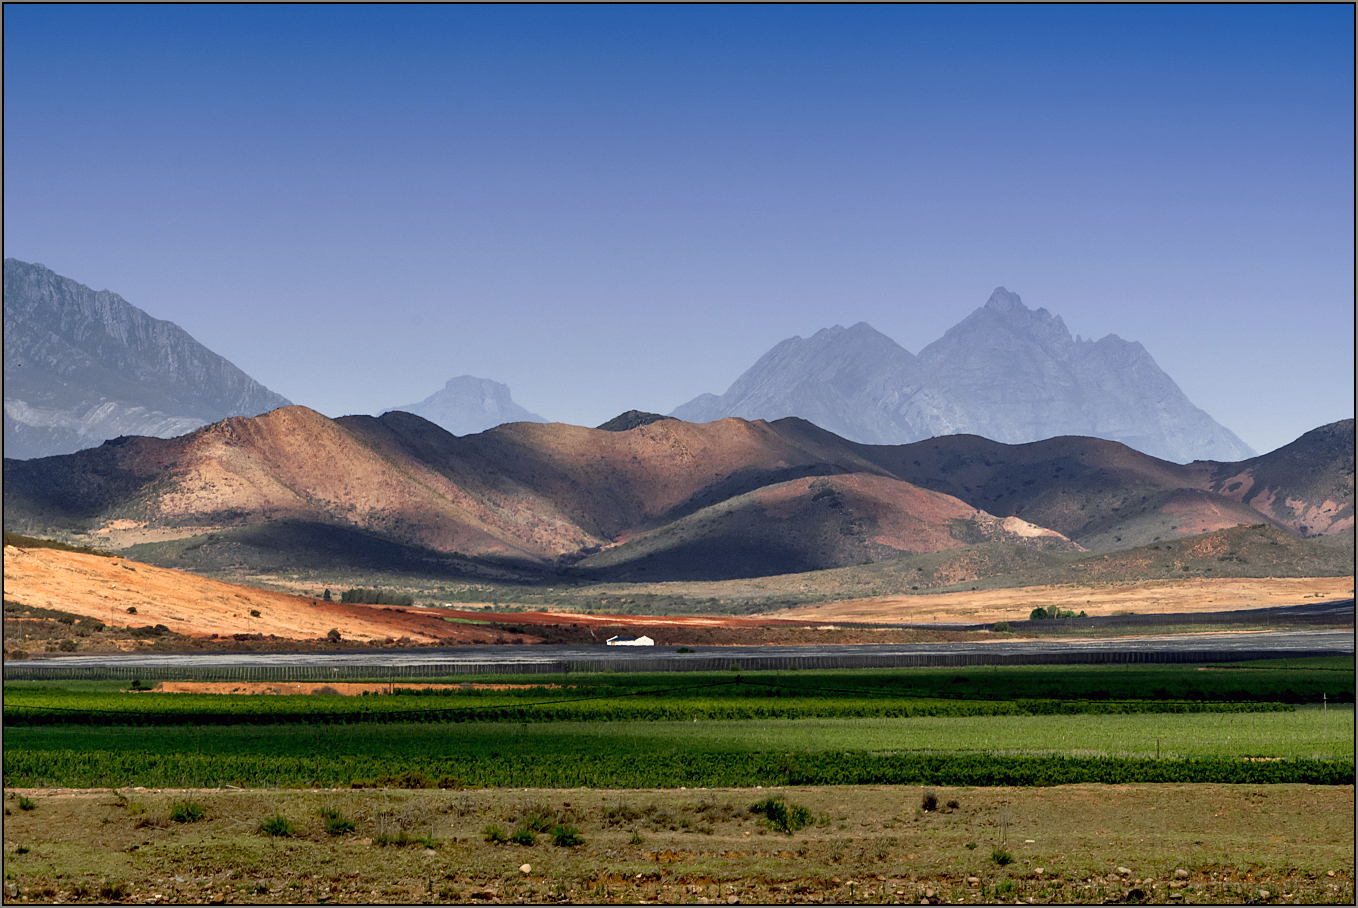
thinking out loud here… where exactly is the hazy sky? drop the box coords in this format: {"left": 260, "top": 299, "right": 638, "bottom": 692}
{"left": 5, "top": 5, "right": 1353, "bottom": 455}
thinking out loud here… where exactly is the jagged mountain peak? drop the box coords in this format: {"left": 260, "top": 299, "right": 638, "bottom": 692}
{"left": 672, "top": 287, "right": 1254, "bottom": 463}
{"left": 984, "top": 286, "right": 1025, "bottom": 311}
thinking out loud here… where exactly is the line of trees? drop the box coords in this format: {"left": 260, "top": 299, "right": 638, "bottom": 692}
{"left": 340, "top": 588, "right": 415, "bottom": 606}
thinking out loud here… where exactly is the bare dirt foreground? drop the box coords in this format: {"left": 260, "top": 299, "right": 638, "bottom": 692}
{"left": 769, "top": 577, "right": 1357, "bottom": 626}
{"left": 2, "top": 785, "right": 1351, "bottom": 905}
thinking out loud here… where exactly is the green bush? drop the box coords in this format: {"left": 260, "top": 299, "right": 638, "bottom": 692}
{"left": 992, "top": 848, "right": 1013, "bottom": 865}
{"left": 920, "top": 789, "right": 938, "bottom": 811}
{"left": 17, "top": 796, "right": 36, "bottom": 811}
{"left": 482, "top": 824, "right": 508, "bottom": 844}
{"left": 751, "top": 796, "right": 812, "bottom": 834}
{"left": 169, "top": 801, "right": 205, "bottom": 823}
{"left": 992, "top": 621, "right": 1010, "bottom": 632}
{"left": 258, "top": 813, "right": 295, "bottom": 837}
{"left": 509, "top": 827, "right": 536, "bottom": 846}
{"left": 1029, "top": 607, "right": 1048, "bottom": 620}
{"left": 552, "top": 825, "right": 583, "bottom": 847}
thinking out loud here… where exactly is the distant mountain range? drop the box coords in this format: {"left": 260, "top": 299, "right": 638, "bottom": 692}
{"left": 672, "top": 287, "right": 1256, "bottom": 464}
{"left": 5, "top": 403, "right": 1349, "bottom": 582}
{"left": 3, "top": 258, "right": 291, "bottom": 459}
{"left": 384, "top": 375, "right": 546, "bottom": 436}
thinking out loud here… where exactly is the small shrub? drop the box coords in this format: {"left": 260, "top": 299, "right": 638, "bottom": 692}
{"left": 327, "top": 628, "right": 342, "bottom": 642}
{"left": 965, "top": 841, "right": 977, "bottom": 850}
{"left": 57, "top": 615, "right": 75, "bottom": 625}
{"left": 509, "top": 827, "right": 536, "bottom": 846}
{"left": 992, "top": 848, "right": 1013, "bottom": 865}
{"left": 15, "top": 845, "right": 30, "bottom": 855}
{"left": 126, "top": 607, "right": 137, "bottom": 614}
{"left": 995, "top": 880, "right": 1016, "bottom": 897}
{"left": 677, "top": 647, "right": 695, "bottom": 653}
{"left": 7, "top": 649, "right": 28, "bottom": 660}
{"left": 18, "top": 796, "right": 36, "bottom": 811}
{"left": 629, "top": 829, "right": 644, "bottom": 845}
{"left": 319, "top": 807, "right": 354, "bottom": 835}
{"left": 258, "top": 813, "right": 295, "bottom": 837}
{"left": 1029, "top": 607, "right": 1048, "bottom": 620}
{"left": 552, "top": 825, "right": 583, "bottom": 847}
{"left": 482, "top": 824, "right": 508, "bottom": 844}
{"left": 946, "top": 799, "right": 960, "bottom": 810}
{"left": 250, "top": 610, "right": 261, "bottom": 618}
{"left": 751, "top": 796, "right": 812, "bottom": 834}
{"left": 992, "top": 621, "right": 1010, "bottom": 632}
{"left": 100, "top": 881, "right": 128, "bottom": 900}
{"left": 920, "top": 789, "right": 938, "bottom": 812}
{"left": 169, "top": 801, "right": 205, "bottom": 823}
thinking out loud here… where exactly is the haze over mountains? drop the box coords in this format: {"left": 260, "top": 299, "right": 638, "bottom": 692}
{"left": 383, "top": 375, "right": 546, "bottom": 437}
{"left": 4, "top": 402, "right": 1349, "bottom": 582}
{"left": 673, "top": 287, "right": 1256, "bottom": 464}
{"left": 3, "top": 259, "right": 291, "bottom": 460}
{"left": 6, "top": 262, "right": 1266, "bottom": 470}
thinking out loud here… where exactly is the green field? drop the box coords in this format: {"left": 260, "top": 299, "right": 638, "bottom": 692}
{"left": 4, "top": 660, "right": 1353, "bottom": 790}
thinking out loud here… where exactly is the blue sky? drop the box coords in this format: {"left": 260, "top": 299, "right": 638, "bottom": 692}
{"left": 5, "top": 5, "right": 1353, "bottom": 454}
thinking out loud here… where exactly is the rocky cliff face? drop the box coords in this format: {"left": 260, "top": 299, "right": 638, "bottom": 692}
{"left": 672, "top": 287, "right": 1255, "bottom": 464}
{"left": 384, "top": 375, "right": 546, "bottom": 436}
{"left": 3, "top": 258, "right": 292, "bottom": 460}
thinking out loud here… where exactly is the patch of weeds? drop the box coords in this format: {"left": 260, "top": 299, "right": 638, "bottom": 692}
{"left": 871, "top": 837, "right": 897, "bottom": 860}
{"left": 920, "top": 789, "right": 939, "bottom": 812}
{"left": 946, "top": 799, "right": 960, "bottom": 810}
{"left": 319, "top": 807, "right": 355, "bottom": 835}
{"left": 965, "top": 841, "right": 977, "bottom": 850}
{"left": 258, "top": 813, "right": 295, "bottom": 837}
{"left": 169, "top": 801, "right": 206, "bottom": 823}
{"left": 605, "top": 800, "right": 642, "bottom": 826}
{"left": 100, "top": 881, "right": 128, "bottom": 900}
{"left": 17, "top": 796, "right": 36, "bottom": 811}
{"left": 751, "top": 796, "right": 812, "bottom": 835}
{"left": 519, "top": 800, "right": 556, "bottom": 833}
{"left": 827, "top": 839, "right": 847, "bottom": 862}
{"left": 15, "top": 845, "right": 31, "bottom": 855}
{"left": 629, "top": 830, "right": 645, "bottom": 845}
{"left": 994, "top": 880, "right": 1016, "bottom": 897}
{"left": 374, "top": 830, "right": 414, "bottom": 847}
{"left": 482, "top": 824, "right": 509, "bottom": 844}
{"left": 509, "top": 827, "right": 537, "bottom": 846}
{"left": 992, "top": 848, "right": 1013, "bottom": 866}
{"left": 552, "top": 825, "right": 583, "bottom": 847}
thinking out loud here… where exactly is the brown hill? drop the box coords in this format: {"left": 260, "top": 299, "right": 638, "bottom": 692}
{"left": 578, "top": 472, "right": 1079, "bottom": 581}
{"left": 1206, "top": 418, "right": 1354, "bottom": 536}
{"left": 3, "top": 407, "right": 1352, "bottom": 584}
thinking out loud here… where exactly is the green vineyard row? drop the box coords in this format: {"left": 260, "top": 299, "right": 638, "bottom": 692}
{"left": 2, "top": 689, "right": 1294, "bottom": 727}
{"left": 5, "top": 747, "right": 1350, "bottom": 789}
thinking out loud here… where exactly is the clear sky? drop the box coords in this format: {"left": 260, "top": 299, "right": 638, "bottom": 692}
{"left": 5, "top": 5, "right": 1353, "bottom": 455}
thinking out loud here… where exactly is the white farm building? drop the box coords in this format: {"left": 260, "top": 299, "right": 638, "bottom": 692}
{"left": 605, "top": 635, "right": 654, "bottom": 646}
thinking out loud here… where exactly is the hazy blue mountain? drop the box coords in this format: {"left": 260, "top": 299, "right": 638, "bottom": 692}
{"left": 671, "top": 287, "right": 1255, "bottom": 463}
{"left": 3, "top": 258, "right": 291, "bottom": 460}
{"left": 384, "top": 375, "right": 546, "bottom": 436}
{"left": 670, "top": 322, "right": 969, "bottom": 445}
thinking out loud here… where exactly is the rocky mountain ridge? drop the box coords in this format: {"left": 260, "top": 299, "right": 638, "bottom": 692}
{"left": 673, "top": 287, "right": 1256, "bottom": 464}
{"left": 3, "top": 258, "right": 291, "bottom": 459}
